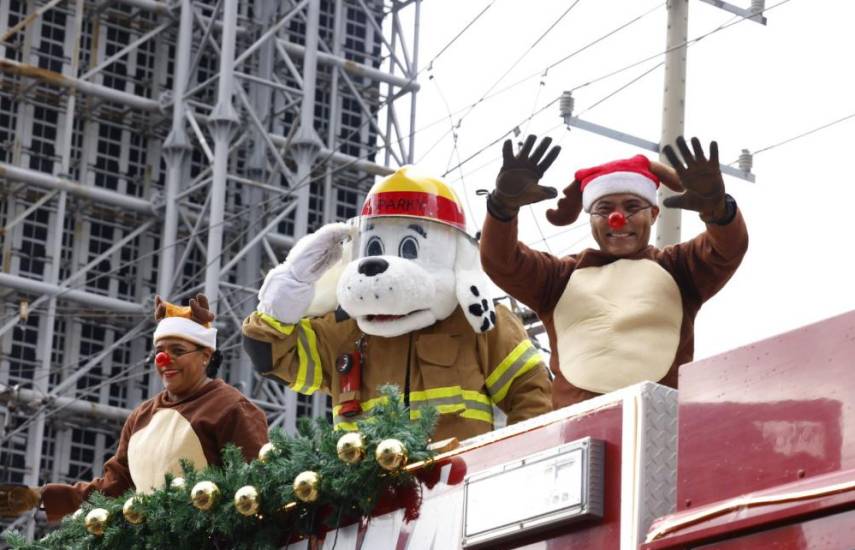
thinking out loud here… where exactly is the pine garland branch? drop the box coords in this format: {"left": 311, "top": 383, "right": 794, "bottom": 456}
{"left": 5, "top": 385, "right": 436, "bottom": 549}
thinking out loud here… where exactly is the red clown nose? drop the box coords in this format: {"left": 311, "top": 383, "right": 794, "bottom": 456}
{"left": 154, "top": 352, "right": 172, "bottom": 368}
{"left": 608, "top": 211, "right": 626, "bottom": 229}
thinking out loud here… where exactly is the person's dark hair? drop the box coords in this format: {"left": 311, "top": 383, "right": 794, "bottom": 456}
{"left": 206, "top": 349, "right": 223, "bottom": 378}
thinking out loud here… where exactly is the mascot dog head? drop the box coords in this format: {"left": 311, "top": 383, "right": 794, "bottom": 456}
{"left": 309, "top": 167, "right": 495, "bottom": 338}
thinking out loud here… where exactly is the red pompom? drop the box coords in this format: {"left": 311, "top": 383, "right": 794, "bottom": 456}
{"left": 155, "top": 352, "right": 171, "bottom": 368}
{"left": 608, "top": 211, "right": 626, "bottom": 229}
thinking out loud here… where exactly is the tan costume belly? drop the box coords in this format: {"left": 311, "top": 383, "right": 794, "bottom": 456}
{"left": 553, "top": 259, "right": 683, "bottom": 394}
{"left": 127, "top": 409, "right": 208, "bottom": 493}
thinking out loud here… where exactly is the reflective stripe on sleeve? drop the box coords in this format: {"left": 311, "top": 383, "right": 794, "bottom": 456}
{"left": 486, "top": 340, "right": 543, "bottom": 403}
{"left": 256, "top": 312, "right": 296, "bottom": 335}
{"left": 291, "top": 319, "right": 323, "bottom": 395}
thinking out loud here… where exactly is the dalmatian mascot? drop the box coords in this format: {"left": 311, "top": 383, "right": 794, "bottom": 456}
{"left": 242, "top": 167, "right": 552, "bottom": 441}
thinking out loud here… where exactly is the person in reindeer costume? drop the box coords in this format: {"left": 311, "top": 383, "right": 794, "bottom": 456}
{"left": 481, "top": 135, "right": 748, "bottom": 409}
{"left": 242, "top": 167, "right": 552, "bottom": 441}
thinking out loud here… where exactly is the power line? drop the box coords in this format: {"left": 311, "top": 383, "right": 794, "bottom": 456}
{"left": 443, "top": 0, "right": 793, "bottom": 178}
{"left": 418, "top": 0, "right": 496, "bottom": 76}
{"left": 454, "top": 0, "right": 583, "bottom": 128}
{"left": 752, "top": 111, "right": 855, "bottom": 158}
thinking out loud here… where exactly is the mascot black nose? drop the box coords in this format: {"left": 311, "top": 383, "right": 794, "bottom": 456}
{"left": 358, "top": 257, "right": 389, "bottom": 277}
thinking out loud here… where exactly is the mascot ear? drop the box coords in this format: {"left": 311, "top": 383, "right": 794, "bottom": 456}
{"left": 454, "top": 233, "right": 497, "bottom": 333}
{"left": 304, "top": 227, "right": 355, "bottom": 318}
{"left": 545, "top": 180, "right": 583, "bottom": 226}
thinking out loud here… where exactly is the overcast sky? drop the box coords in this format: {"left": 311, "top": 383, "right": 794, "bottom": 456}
{"left": 392, "top": 0, "right": 855, "bottom": 361}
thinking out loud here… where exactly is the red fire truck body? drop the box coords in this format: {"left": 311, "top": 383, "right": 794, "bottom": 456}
{"left": 286, "top": 311, "right": 855, "bottom": 550}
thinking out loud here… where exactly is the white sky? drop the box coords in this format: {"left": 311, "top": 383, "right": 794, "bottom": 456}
{"left": 394, "top": 0, "right": 855, "bottom": 361}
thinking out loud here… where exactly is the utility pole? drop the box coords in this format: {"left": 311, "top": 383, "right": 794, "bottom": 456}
{"left": 657, "top": 0, "right": 689, "bottom": 247}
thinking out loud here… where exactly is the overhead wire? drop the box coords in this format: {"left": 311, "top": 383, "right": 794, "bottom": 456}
{"left": 729, "top": 111, "right": 855, "bottom": 165}
{"left": 443, "top": 0, "right": 793, "bottom": 178}
{"left": 452, "top": 0, "right": 583, "bottom": 129}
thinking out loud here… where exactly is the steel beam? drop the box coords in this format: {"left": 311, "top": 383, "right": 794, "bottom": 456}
{"left": 0, "top": 59, "right": 161, "bottom": 112}
{"left": 203, "top": 0, "right": 241, "bottom": 312}
{"left": 158, "top": 0, "right": 195, "bottom": 299}
{"left": 277, "top": 41, "right": 420, "bottom": 91}
{"left": 0, "top": 385, "right": 131, "bottom": 422}
{"left": 0, "top": 273, "right": 146, "bottom": 314}
{"left": 0, "top": 162, "right": 154, "bottom": 213}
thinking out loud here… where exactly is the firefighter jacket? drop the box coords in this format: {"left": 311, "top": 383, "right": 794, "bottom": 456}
{"left": 242, "top": 304, "right": 552, "bottom": 441}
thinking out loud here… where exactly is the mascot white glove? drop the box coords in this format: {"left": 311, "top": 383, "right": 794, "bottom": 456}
{"left": 257, "top": 222, "right": 352, "bottom": 323}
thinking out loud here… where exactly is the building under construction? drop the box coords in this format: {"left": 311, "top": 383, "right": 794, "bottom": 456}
{"left": 0, "top": 0, "right": 421, "bottom": 536}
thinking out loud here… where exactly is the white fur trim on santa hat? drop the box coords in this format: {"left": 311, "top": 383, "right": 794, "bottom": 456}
{"left": 582, "top": 171, "right": 658, "bottom": 212}
{"left": 153, "top": 317, "right": 217, "bottom": 350}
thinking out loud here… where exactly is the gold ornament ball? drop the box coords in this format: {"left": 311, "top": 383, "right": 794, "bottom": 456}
{"left": 71, "top": 508, "right": 83, "bottom": 521}
{"left": 84, "top": 508, "right": 109, "bottom": 536}
{"left": 293, "top": 471, "right": 320, "bottom": 503}
{"left": 375, "top": 439, "right": 408, "bottom": 471}
{"left": 336, "top": 432, "right": 366, "bottom": 464}
{"left": 170, "top": 477, "right": 186, "bottom": 490}
{"left": 258, "top": 442, "right": 277, "bottom": 463}
{"left": 191, "top": 481, "right": 221, "bottom": 511}
{"left": 233, "top": 485, "right": 260, "bottom": 516}
{"left": 122, "top": 497, "right": 144, "bottom": 525}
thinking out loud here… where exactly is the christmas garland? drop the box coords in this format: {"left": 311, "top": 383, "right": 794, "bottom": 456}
{"left": 6, "top": 386, "right": 437, "bottom": 550}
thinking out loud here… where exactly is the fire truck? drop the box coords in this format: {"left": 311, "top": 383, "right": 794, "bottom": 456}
{"left": 286, "top": 310, "right": 855, "bottom": 549}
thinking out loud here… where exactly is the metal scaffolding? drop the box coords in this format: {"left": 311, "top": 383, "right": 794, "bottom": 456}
{"left": 0, "top": 0, "right": 420, "bottom": 537}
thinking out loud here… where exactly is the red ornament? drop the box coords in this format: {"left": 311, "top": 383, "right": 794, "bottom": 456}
{"left": 608, "top": 211, "right": 626, "bottom": 229}
{"left": 155, "top": 352, "right": 172, "bottom": 368}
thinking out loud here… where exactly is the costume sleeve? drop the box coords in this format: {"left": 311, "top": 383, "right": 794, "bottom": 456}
{"left": 483, "top": 305, "right": 553, "bottom": 424}
{"left": 242, "top": 311, "right": 346, "bottom": 395}
{"left": 40, "top": 412, "right": 137, "bottom": 522}
{"left": 216, "top": 399, "right": 270, "bottom": 463}
{"left": 480, "top": 213, "right": 575, "bottom": 315}
{"left": 665, "top": 206, "right": 748, "bottom": 304}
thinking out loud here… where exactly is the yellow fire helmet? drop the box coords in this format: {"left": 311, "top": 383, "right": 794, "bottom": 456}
{"left": 360, "top": 166, "right": 467, "bottom": 233}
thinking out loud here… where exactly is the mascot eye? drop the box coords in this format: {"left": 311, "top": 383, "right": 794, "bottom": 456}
{"left": 398, "top": 236, "right": 419, "bottom": 259}
{"left": 365, "top": 236, "right": 384, "bottom": 257}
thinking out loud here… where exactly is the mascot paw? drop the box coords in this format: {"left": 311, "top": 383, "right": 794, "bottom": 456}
{"left": 463, "top": 284, "right": 496, "bottom": 333}
{"left": 256, "top": 222, "right": 354, "bottom": 323}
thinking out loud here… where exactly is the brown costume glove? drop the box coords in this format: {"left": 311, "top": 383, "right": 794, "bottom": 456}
{"left": 488, "top": 135, "right": 561, "bottom": 221}
{"left": 0, "top": 484, "right": 41, "bottom": 518}
{"left": 662, "top": 136, "right": 732, "bottom": 224}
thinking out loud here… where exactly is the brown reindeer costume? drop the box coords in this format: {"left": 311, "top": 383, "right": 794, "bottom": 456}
{"left": 481, "top": 136, "right": 748, "bottom": 409}
{"left": 38, "top": 295, "right": 268, "bottom": 522}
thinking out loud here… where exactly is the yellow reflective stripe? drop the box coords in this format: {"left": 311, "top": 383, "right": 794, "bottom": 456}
{"left": 334, "top": 387, "right": 493, "bottom": 426}
{"left": 410, "top": 387, "right": 493, "bottom": 424}
{"left": 292, "top": 320, "right": 323, "bottom": 395}
{"left": 487, "top": 340, "right": 543, "bottom": 403}
{"left": 256, "top": 312, "right": 295, "bottom": 335}
{"left": 461, "top": 389, "right": 492, "bottom": 407}
{"left": 460, "top": 408, "right": 493, "bottom": 423}
{"left": 300, "top": 319, "right": 323, "bottom": 394}
{"left": 333, "top": 395, "right": 390, "bottom": 418}
{"left": 487, "top": 341, "right": 531, "bottom": 388}
{"left": 334, "top": 421, "right": 359, "bottom": 431}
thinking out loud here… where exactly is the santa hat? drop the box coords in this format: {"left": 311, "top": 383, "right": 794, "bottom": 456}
{"left": 152, "top": 298, "right": 217, "bottom": 350}
{"left": 577, "top": 155, "right": 660, "bottom": 212}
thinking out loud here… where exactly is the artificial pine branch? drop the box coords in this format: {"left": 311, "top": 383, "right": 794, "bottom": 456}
{"left": 5, "top": 385, "right": 436, "bottom": 549}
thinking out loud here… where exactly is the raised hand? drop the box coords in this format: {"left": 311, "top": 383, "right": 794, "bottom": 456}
{"left": 662, "top": 136, "right": 728, "bottom": 223}
{"left": 257, "top": 222, "right": 354, "bottom": 323}
{"left": 489, "top": 134, "right": 561, "bottom": 220}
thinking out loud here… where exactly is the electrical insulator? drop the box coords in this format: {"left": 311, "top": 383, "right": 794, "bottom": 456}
{"left": 738, "top": 149, "right": 753, "bottom": 173}
{"left": 559, "top": 91, "right": 574, "bottom": 122}
{"left": 751, "top": 0, "right": 765, "bottom": 14}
